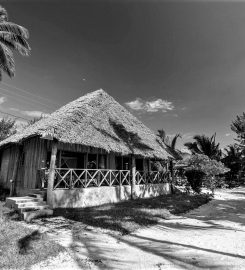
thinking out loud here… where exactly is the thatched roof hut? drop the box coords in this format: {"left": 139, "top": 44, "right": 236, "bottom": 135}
{"left": 0, "top": 89, "right": 169, "bottom": 159}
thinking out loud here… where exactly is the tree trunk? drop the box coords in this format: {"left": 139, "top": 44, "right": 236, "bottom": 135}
{"left": 131, "top": 155, "right": 136, "bottom": 199}
{"left": 47, "top": 142, "right": 58, "bottom": 208}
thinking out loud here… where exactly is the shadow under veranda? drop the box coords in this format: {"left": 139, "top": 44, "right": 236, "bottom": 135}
{"left": 68, "top": 193, "right": 245, "bottom": 270}
{"left": 53, "top": 193, "right": 212, "bottom": 235}
{"left": 50, "top": 193, "right": 214, "bottom": 269}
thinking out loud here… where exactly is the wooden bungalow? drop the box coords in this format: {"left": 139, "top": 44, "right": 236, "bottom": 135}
{"left": 0, "top": 89, "right": 172, "bottom": 208}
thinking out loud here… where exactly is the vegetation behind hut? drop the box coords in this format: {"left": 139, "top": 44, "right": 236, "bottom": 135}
{"left": 0, "top": 118, "right": 16, "bottom": 141}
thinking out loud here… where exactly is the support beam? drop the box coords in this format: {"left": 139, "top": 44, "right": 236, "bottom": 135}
{"left": 10, "top": 146, "right": 20, "bottom": 196}
{"left": 170, "top": 159, "right": 174, "bottom": 194}
{"left": 47, "top": 141, "right": 58, "bottom": 207}
{"left": 131, "top": 155, "right": 136, "bottom": 199}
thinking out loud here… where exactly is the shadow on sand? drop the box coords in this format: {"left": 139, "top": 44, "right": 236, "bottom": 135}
{"left": 34, "top": 188, "right": 245, "bottom": 269}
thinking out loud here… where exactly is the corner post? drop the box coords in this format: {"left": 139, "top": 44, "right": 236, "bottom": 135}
{"left": 47, "top": 141, "right": 58, "bottom": 208}
{"left": 131, "top": 155, "right": 136, "bottom": 199}
{"left": 10, "top": 146, "right": 20, "bottom": 196}
{"left": 170, "top": 158, "right": 175, "bottom": 194}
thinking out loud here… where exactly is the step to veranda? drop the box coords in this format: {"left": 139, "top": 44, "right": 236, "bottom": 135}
{"left": 22, "top": 208, "right": 53, "bottom": 222}
{"left": 5, "top": 196, "right": 42, "bottom": 208}
{"left": 28, "top": 193, "right": 45, "bottom": 199}
{"left": 13, "top": 201, "right": 47, "bottom": 210}
{"left": 18, "top": 204, "right": 50, "bottom": 213}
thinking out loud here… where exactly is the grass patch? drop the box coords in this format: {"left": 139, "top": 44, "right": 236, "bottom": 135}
{"left": 0, "top": 202, "right": 64, "bottom": 270}
{"left": 54, "top": 193, "right": 212, "bottom": 235}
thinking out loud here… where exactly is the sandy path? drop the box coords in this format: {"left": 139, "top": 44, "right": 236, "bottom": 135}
{"left": 31, "top": 187, "right": 245, "bottom": 270}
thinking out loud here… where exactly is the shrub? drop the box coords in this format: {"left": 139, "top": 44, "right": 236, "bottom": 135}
{"left": 184, "top": 154, "right": 230, "bottom": 193}
{"left": 185, "top": 170, "right": 205, "bottom": 193}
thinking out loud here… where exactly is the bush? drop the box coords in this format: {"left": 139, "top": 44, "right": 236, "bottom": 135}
{"left": 185, "top": 170, "right": 205, "bottom": 193}
{"left": 184, "top": 154, "right": 230, "bottom": 193}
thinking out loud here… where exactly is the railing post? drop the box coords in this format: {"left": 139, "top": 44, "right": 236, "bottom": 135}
{"left": 47, "top": 141, "right": 58, "bottom": 208}
{"left": 119, "top": 170, "right": 122, "bottom": 186}
{"left": 85, "top": 169, "right": 88, "bottom": 187}
{"left": 109, "top": 170, "right": 112, "bottom": 186}
{"left": 131, "top": 155, "right": 136, "bottom": 199}
{"left": 70, "top": 169, "right": 73, "bottom": 189}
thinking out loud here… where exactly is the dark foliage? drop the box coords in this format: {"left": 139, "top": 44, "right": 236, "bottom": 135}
{"left": 0, "top": 5, "right": 30, "bottom": 79}
{"left": 184, "top": 134, "right": 222, "bottom": 160}
{"left": 185, "top": 170, "right": 205, "bottom": 193}
{"left": 0, "top": 118, "right": 16, "bottom": 141}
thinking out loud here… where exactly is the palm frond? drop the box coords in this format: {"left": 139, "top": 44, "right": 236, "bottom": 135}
{"left": 157, "top": 129, "right": 166, "bottom": 141}
{"left": 0, "top": 6, "right": 8, "bottom": 22}
{"left": 0, "top": 32, "right": 30, "bottom": 56}
{"left": 184, "top": 142, "right": 202, "bottom": 154}
{"left": 0, "top": 22, "right": 29, "bottom": 39}
{"left": 0, "top": 42, "right": 15, "bottom": 77}
{"left": 171, "top": 133, "right": 181, "bottom": 149}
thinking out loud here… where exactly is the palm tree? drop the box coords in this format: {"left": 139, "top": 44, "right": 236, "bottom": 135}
{"left": 231, "top": 112, "right": 245, "bottom": 148}
{"left": 0, "top": 5, "right": 30, "bottom": 80}
{"left": 184, "top": 134, "right": 221, "bottom": 160}
{"left": 223, "top": 144, "right": 243, "bottom": 182}
{"left": 157, "top": 129, "right": 182, "bottom": 186}
{"left": 157, "top": 129, "right": 182, "bottom": 160}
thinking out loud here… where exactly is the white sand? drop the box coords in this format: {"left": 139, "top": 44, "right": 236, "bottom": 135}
{"left": 31, "top": 187, "right": 245, "bottom": 270}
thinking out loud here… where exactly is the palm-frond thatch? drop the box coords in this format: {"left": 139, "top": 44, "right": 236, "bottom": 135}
{"left": 0, "top": 89, "right": 170, "bottom": 159}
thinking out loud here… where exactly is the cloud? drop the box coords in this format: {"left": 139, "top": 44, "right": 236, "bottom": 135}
{"left": 125, "top": 97, "right": 174, "bottom": 113}
{"left": 0, "top": 96, "right": 7, "bottom": 104}
{"left": 225, "top": 133, "right": 231, "bottom": 137}
{"left": 21, "top": 110, "right": 49, "bottom": 118}
{"left": 10, "top": 108, "right": 49, "bottom": 118}
{"left": 125, "top": 98, "right": 144, "bottom": 111}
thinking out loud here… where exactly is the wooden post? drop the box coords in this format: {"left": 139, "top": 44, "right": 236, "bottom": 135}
{"left": 10, "top": 147, "right": 20, "bottom": 196}
{"left": 131, "top": 155, "right": 136, "bottom": 199}
{"left": 47, "top": 142, "right": 58, "bottom": 208}
{"left": 170, "top": 159, "right": 175, "bottom": 194}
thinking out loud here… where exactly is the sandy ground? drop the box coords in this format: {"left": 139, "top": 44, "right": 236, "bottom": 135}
{"left": 30, "top": 187, "right": 245, "bottom": 270}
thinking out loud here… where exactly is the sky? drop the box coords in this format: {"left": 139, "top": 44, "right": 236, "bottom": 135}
{"left": 1, "top": 0, "right": 245, "bottom": 149}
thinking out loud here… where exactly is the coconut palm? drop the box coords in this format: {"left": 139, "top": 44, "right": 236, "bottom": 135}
{"left": 223, "top": 144, "right": 243, "bottom": 182}
{"left": 184, "top": 134, "right": 222, "bottom": 160}
{"left": 0, "top": 5, "right": 30, "bottom": 80}
{"left": 157, "top": 129, "right": 183, "bottom": 160}
{"left": 231, "top": 112, "right": 245, "bottom": 148}
{"left": 157, "top": 129, "right": 183, "bottom": 186}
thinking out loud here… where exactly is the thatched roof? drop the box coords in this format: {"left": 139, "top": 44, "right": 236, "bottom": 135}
{"left": 0, "top": 89, "right": 170, "bottom": 159}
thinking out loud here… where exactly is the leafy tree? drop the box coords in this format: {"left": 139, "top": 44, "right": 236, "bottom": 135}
{"left": 0, "top": 118, "right": 16, "bottom": 141}
{"left": 0, "top": 5, "right": 30, "bottom": 79}
{"left": 185, "top": 154, "right": 229, "bottom": 193}
{"left": 184, "top": 134, "right": 222, "bottom": 160}
{"left": 27, "top": 116, "right": 43, "bottom": 126}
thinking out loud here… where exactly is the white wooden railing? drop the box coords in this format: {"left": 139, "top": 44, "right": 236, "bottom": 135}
{"left": 135, "top": 171, "right": 170, "bottom": 185}
{"left": 38, "top": 168, "right": 170, "bottom": 189}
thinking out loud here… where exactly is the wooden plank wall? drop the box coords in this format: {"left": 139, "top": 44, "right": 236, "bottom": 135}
{"left": 23, "top": 137, "right": 47, "bottom": 189}
{"left": 0, "top": 145, "right": 18, "bottom": 188}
